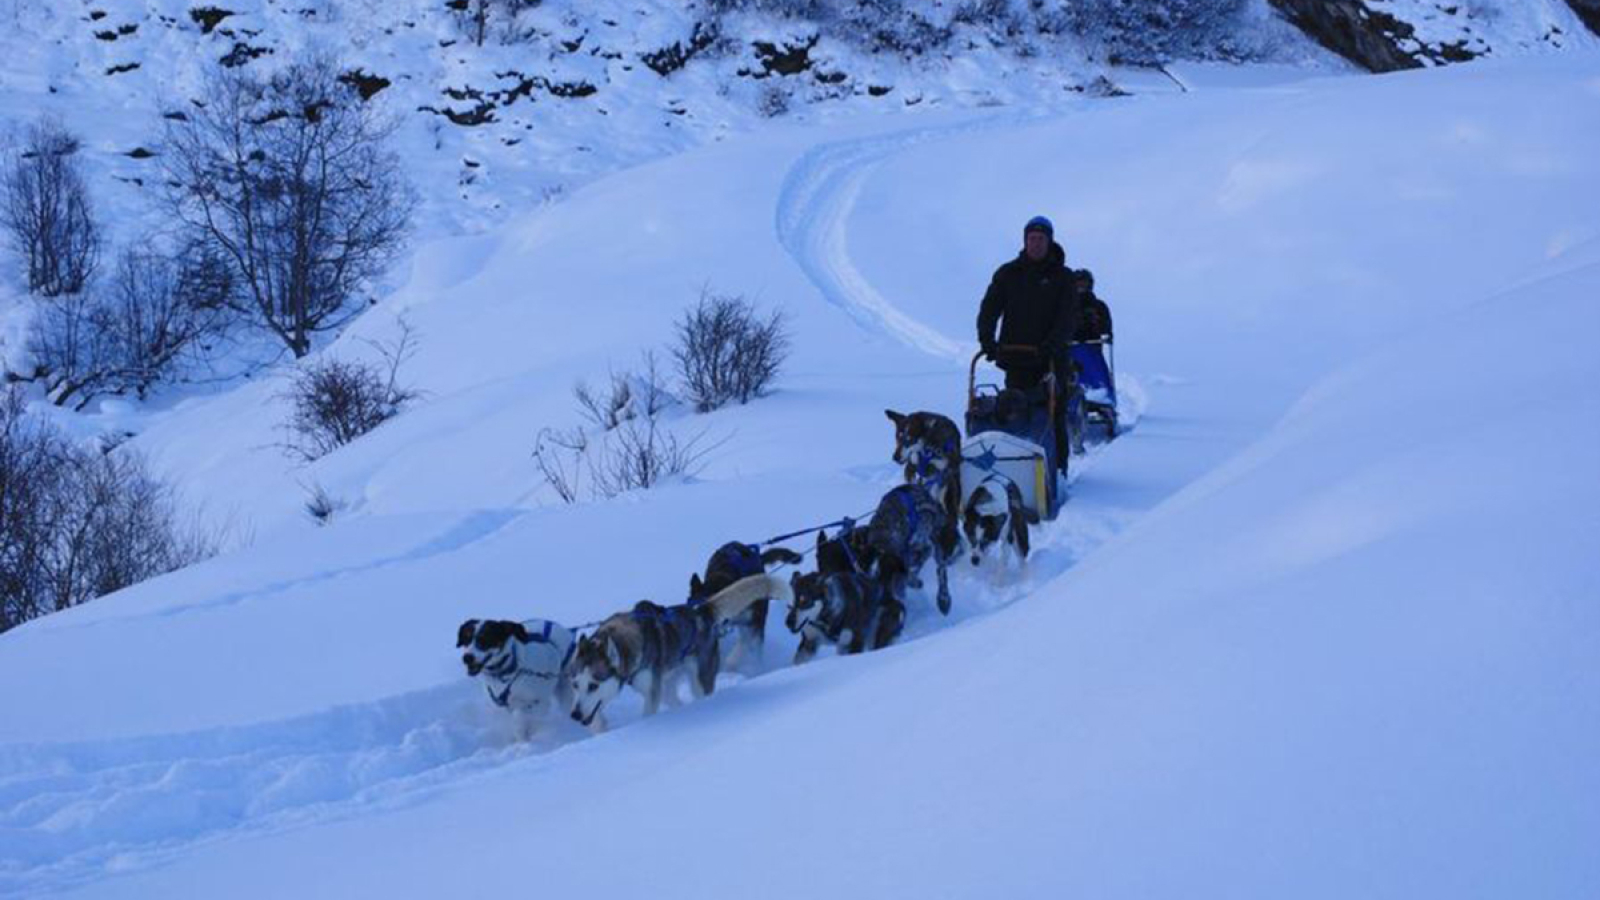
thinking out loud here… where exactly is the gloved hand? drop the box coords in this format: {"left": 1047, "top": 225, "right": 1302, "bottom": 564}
{"left": 980, "top": 338, "right": 999, "bottom": 360}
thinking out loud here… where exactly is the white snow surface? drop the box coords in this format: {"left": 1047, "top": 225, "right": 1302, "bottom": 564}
{"left": 1, "top": 52, "right": 1599, "bottom": 898}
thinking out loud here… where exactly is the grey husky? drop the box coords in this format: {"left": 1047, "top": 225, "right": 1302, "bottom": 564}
{"left": 569, "top": 574, "right": 793, "bottom": 731}
{"left": 867, "top": 483, "right": 961, "bottom": 615}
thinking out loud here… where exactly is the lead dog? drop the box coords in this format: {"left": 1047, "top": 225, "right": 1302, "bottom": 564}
{"left": 688, "top": 542, "right": 803, "bottom": 674}
{"left": 962, "top": 471, "right": 1030, "bottom": 566}
{"left": 786, "top": 569, "right": 905, "bottom": 664}
{"left": 867, "top": 483, "right": 961, "bottom": 615}
{"left": 569, "top": 574, "right": 794, "bottom": 732}
{"left": 886, "top": 409, "right": 964, "bottom": 522}
{"left": 457, "top": 618, "right": 576, "bottom": 740}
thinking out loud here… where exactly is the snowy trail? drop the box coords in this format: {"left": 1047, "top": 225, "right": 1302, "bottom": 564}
{"left": 0, "top": 685, "right": 545, "bottom": 897}
{"left": 775, "top": 117, "right": 1015, "bottom": 362}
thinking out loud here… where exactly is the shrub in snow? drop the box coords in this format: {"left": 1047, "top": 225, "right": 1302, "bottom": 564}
{"left": 302, "top": 481, "right": 347, "bottom": 526}
{"left": 161, "top": 53, "right": 415, "bottom": 359}
{"left": 0, "top": 388, "right": 215, "bottom": 634}
{"left": 536, "top": 353, "right": 702, "bottom": 503}
{"left": 1, "top": 118, "right": 101, "bottom": 297}
{"left": 758, "top": 83, "right": 792, "bottom": 117}
{"left": 672, "top": 289, "right": 790, "bottom": 413}
{"left": 282, "top": 322, "right": 417, "bottom": 461}
{"left": 573, "top": 352, "right": 673, "bottom": 432}
{"left": 284, "top": 358, "right": 407, "bottom": 460}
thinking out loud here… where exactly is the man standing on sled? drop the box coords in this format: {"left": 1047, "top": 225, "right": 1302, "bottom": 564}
{"left": 976, "top": 215, "right": 1083, "bottom": 469}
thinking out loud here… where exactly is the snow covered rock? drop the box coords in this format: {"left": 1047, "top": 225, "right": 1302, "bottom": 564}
{"left": 1268, "top": 0, "right": 1594, "bottom": 70}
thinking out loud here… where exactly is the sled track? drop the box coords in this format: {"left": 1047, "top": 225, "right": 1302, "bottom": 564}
{"left": 775, "top": 116, "right": 1025, "bottom": 362}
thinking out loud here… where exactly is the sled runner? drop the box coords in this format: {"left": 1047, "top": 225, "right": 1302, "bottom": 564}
{"left": 963, "top": 346, "right": 1066, "bottom": 521}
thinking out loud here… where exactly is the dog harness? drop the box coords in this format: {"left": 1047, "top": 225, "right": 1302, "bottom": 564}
{"left": 631, "top": 604, "right": 707, "bottom": 664}
{"left": 911, "top": 438, "right": 959, "bottom": 491}
{"left": 484, "top": 622, "right": 575, "bottom": 709}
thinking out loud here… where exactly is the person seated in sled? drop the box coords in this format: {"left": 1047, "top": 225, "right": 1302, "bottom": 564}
{"left": 976, "top": 215, "right": 1082, "bottom": 468}
{"left": 1073, "top": 269, "right": 1112, "bottom": 342}
{"left": 1069, "top": 268, "right": 1116, "bottom": 423}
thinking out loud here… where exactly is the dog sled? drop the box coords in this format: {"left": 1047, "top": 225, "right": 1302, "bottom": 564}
{"left": 1070, "top": 337, "right": 1118, "bottom": 441}
{"left": 963, "top": 346, "right": 1067, "bottom": 522}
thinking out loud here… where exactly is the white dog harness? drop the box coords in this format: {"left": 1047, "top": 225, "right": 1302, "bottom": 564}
{"left": 485, "top": 620, "right": 576, "bottom": 710}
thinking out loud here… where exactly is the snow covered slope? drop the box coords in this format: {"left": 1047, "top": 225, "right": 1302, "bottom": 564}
{"left": 1, "top": 51, "right": 1597, "bottom": 900}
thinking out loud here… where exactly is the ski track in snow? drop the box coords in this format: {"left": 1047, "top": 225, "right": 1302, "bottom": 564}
{"left": 774, "top": 116, "right": 1024, "bottom": 362}
{"left": 2, "top": 122, "right": 1151, "bottom": 900}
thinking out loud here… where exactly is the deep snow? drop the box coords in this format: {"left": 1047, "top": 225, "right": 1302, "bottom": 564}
{"left": 1, "top": 49, "right": 1598, "bottom": 900}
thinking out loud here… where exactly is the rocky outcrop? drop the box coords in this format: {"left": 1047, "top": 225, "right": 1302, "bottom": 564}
{"left": 1567, "top": 0, "right": 1600, "bottom": 35}
{"left": 1267, "top": 0, "right": 1426, "bottom": 71}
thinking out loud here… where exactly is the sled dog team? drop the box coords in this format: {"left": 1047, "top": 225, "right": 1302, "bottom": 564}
{"left": 458, "top": 410, "right": 1034, "bottom": 738}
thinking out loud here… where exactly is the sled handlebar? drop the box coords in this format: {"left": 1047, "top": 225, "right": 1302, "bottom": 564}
{"left": 968, "top": 345, "right": 1057, "bottom": 426}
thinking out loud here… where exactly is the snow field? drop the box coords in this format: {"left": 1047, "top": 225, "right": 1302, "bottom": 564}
{"left": 0, "top": 50, "right": 1596, "bottom": 899}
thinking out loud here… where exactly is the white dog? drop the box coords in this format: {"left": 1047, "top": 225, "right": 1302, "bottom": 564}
{"left": 457, "top": 618, "right": 575, "bottom": 740}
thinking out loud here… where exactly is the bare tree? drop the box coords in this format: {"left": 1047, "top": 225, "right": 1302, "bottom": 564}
{"left": 2, "top": 118, "right": 101, "bottom": 297}
{"left": 161, "top": 55, "right": 415, "bottom": 358}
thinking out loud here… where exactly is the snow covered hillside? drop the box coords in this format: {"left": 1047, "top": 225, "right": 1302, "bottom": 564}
{"left": 1, "top": 42, "right": 1598, "bottom": 900}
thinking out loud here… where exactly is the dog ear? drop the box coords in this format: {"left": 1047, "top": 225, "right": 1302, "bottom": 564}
{"left": 884, "top": 409, "right": 904, "bottom": 424}
{"left": 604, "top": 636, "right": 623, "bottom": 671}
{"left": 816, "top": 529, "right": 827, "bottom": 548}
{"left": 457, "top": 620, "right": 478, "bottom": 647}
{"left": 689, "top": 573, "right": 703, "bottom": 595}
{"left": 511, "top": 622, "right": 532, "bottom": 643}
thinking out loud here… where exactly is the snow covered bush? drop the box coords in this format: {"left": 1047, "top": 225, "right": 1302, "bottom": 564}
{"left": 1, "top": 118, "right": 101, "bottom": 297}
{"left": 0, "top": 388, "right": 215, "bottom": 634}
{"left": 281, "top": 323, "right": 418, "bottom": 461}
{"left": 672, "top": 289, "right": 790, "bottom": 413}
{"left": 161, "top": 54, "right": 415, "bottom": 359}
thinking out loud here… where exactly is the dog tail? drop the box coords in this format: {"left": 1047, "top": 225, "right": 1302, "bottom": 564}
{"left": 761, "top": 547, "right": 804, "bottom": 568}
{"left": 705, "top": 573, "right": 792, "bottom": 622}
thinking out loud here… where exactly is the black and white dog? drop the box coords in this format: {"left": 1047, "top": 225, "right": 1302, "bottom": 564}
{"left": 687, "top": 542, "right": 803, "bottom": 674}
{"left": 962, "top": 472, "right": 1031, "bottom": 566}
{"left": 786, "top": 569, "right": 905, "bottom": 664}
{"left": 886, "top": 409, "right": 964, "bottom": 523}
{"left": 569, "top": 574, "right": 793, "bottom": 732}
{"left": 457, "top": 618, "right": 576, "bottom": 740}
{"left": 867, "top": 483, "right": 961, "bottom": 615}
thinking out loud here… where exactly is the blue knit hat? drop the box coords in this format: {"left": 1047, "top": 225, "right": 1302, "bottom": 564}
{"left": 1024, "top": 215, "right": 1054, "bottom": 238}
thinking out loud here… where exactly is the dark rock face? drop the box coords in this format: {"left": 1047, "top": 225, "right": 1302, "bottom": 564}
{"left": 1267, "top": 0, "right": 1425, "bottom": 72}
{"left": 1567, "top": 0, "right": 1600, "bottom": 35}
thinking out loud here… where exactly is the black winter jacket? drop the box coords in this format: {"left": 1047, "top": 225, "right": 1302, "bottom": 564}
{"left": 976, "top": 242, "right": 1081, "bottom": 369}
